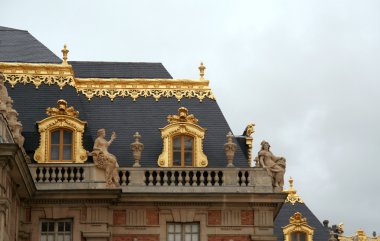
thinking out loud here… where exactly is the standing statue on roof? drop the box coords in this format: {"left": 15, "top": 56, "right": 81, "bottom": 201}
{"left": 88, "top": 129, "right": 120, "bottom": 187}
{"left": 257, "top": 140, "right": 286, "bottom": 190}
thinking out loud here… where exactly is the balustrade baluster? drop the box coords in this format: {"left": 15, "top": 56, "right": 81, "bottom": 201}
{"left": 185, "top": 171, "right": 190, "bottom": 186}
{"left": 63, "top": 168, "right": 68, "bottom": 182}
{"left": 178, "top": 171, "right": 183, "bottom": 186}
{"left": 163, "top": 171, "right": 168, "bottom": 186}
{"left": 206, "top": 171, "right": 211, "bottom": 186}
{"left": 121, "top": 171, "right": 127, "bottom": 186}
{"left": 200, "top": 171, "right": 205, "bottom": 186}
{"left": 148, "top": 171, "right": 154, "bottom": 186}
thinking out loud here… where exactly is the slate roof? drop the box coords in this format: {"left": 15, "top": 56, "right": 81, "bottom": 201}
{"left": 274, "top": 202, "right": 329, "bottom": 241}
{"left": 6, "top": 83, "right": 248, "bottom": 168}
{"left": 1, "top": 26, "right": 247, "bottom": 167}
{"left": 70, "top": 61, "right": 173, "bottom": 79}
{"left": 0, "top": 26, "right": 62, "bottom": 63}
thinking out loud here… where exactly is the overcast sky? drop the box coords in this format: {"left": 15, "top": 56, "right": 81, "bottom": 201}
{"left": 2, "top": 0, "right": 380, "bottom": 235}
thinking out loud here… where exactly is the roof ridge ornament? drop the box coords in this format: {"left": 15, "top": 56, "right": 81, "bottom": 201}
{"left": 283, "top": 177, "right": 304, "bottom": 205}
{"left": 199, "top": 62, "right": 206, "bottom": 80}
{"left": 46, "top": 99, "right": 79, "bottom": 117}
{"left": 61, "top": 44, "right": 69, "bottom": 65}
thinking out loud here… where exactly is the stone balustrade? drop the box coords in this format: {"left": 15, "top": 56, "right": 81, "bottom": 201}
{"left": 28, "top": 164, "right": 275, "bottom": 193}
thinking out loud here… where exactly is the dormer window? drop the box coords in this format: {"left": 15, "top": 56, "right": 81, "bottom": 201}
{"left": 50, "top": 128, "right": 73, "bottom": 161}
{"left": 173, "top": 135, "right": 194, "bottom": 166}
{"left": 283, "top": 212, "right": 314, "bottom": 241}
{"left": 158, "top": 107, "right": 208, "bottom": 167}
{"left": 34, "top": 100, "right": 87, "bottom": 163}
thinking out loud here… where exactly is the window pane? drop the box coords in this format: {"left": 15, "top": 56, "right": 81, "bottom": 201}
{"left": 40, "top": 234, "right": 47, "bottom": 241}
{"left": 48, "top": 235, "right": 54, "bottom": 241}
{"left": 184, "top": 136, "right": 193, "bottom": 166}
{"left": 41, "top": 222, "right": 48, "bottom": 232}
{"left": 185, "top": 224, "right": 191, "bottom": 232}
{"left": 51, "top": 131, "right": 60, "bottom": 144}
{"left": 185, "top": 234, "right": 191, "bottom": 241}
{"left": 173, "top": 136, "right": 181, "bottom": 166}
{"left": 168, "top": 224, "right": 174, "bottom": 233}
{"left": 64, "top": 235, "right": 71, "bottom": 241}
{"left": 63, "top": 146, "right": 72, "bottom": 160}
{"left": 48, "top": 222, "right": 55, "bottom": 232}
{"left": 168, "top": 234, "right": 174, "bottom": 241}
{"left": 299, "top": 232, "right": 306, "bottom": 241}
{"left": 51, "top": 145, "right": 59, "bottom": 160}
{"left": 65, "top": 222, "right": 71, "bottom": 232}
{"left": 192, "top": 235, "right": 199, "bottom": 241}
{"left": 192, "top": 224, "right": 198, "bottom": 233}
{"left": 63, "top": 130, "right": 72, "bottom": 144}
{"left": 58, "top": 234, "right": 64, "bottom": 241}
{"left": 291, "top": 232, "right": 297, "bottom": 241}
{"left": 58, "top": 222, "right": 64, "bottom": 231}
{"left": 175, "top": 234, "right": 181, "bottom": 241}
{"left": 175, "top": 224, "right": 181, "bottom": 232}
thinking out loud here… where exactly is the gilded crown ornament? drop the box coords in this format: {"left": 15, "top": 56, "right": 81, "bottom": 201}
{"left": 167, "top": 107, "right": 199, "bottom": 124}
{"left": 46, "top": 99, "right": 79, "bottom": 117}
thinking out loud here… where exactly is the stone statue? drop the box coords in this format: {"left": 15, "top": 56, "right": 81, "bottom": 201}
{"left": 257, "top": 140, "right": 286, "bottom": 189}
{"left": 88, "top": 129, "right": 119, "bottom": 187}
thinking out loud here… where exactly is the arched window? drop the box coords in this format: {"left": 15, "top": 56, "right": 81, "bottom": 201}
{"left": 283, "top": 212, "right": 314, "bottom": 241}
{"left": 34, "top": 100, "right": 87, "bottom": 163}
{"left": 158, "top": 107, "right": 208, "bottom": 167}
{"left": 172, "top": 135, "right": 194, "bottom": 166}
{"left": 50, "top": 129, "right": 73, "bottom": 161}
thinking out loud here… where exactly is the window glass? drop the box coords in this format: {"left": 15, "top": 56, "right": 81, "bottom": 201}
{"left": 63, "top": 146, "right": 72, "bottom": 160}
{"left": 173, "top": 136, "right": 181, "bottom": 166}
{"left": 63, "top": 130, "right": 72, "bottom": 144}
{"left": 40, "top": 220, "right": 72, "bottom": 241}
{"left": 168, "top": 223, "right": 199, "bottom": 241}
{"left": 51, "top": 131, "right": 60, "bottom": 144}
{"left": 184, "top": 136, "right": 193, "bottom": 166}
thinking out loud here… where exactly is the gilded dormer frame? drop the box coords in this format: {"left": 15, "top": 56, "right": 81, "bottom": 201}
{"left": 283, "top": 212, "right": 314, "bottom": 241}
{"left": 158, "top": 107, "right": 208, "bottom": 167}
{"left": 34, "top": 99, "right": 87, "bottom": 163}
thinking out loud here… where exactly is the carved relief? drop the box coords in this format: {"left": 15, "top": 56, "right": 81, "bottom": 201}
{"left": 34, "top": 100, "right": 87, "bottom": 163}
{"left": 158, "top": 107, "right": 208, "bottom": 167}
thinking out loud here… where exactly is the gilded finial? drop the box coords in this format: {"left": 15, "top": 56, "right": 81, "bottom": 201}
{"left": 283, "top": 177, "right": 304, "bottom": 205}
{"left": 61, "top": 44, "right": 69, "bottom": 65}
{"left": 199, "top": 62, "right": 206, "bottom": 80}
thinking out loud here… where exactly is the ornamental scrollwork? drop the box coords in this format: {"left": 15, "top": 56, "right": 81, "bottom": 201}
{"left": 0, "top": 62, "right": 216, "bottom": 101}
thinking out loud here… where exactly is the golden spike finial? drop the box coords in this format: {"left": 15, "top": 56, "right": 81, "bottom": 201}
{"left": 61, "top": 44, "right": 69, "bottom": 65}
{"left": 283, "top": 176, "right": 304, "bottom": 205}
{"left": 198, "top": 62, "right": 206, "bottom": 80}
{"left": 289, "top": 176, "right": 294, "bottom": 190}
